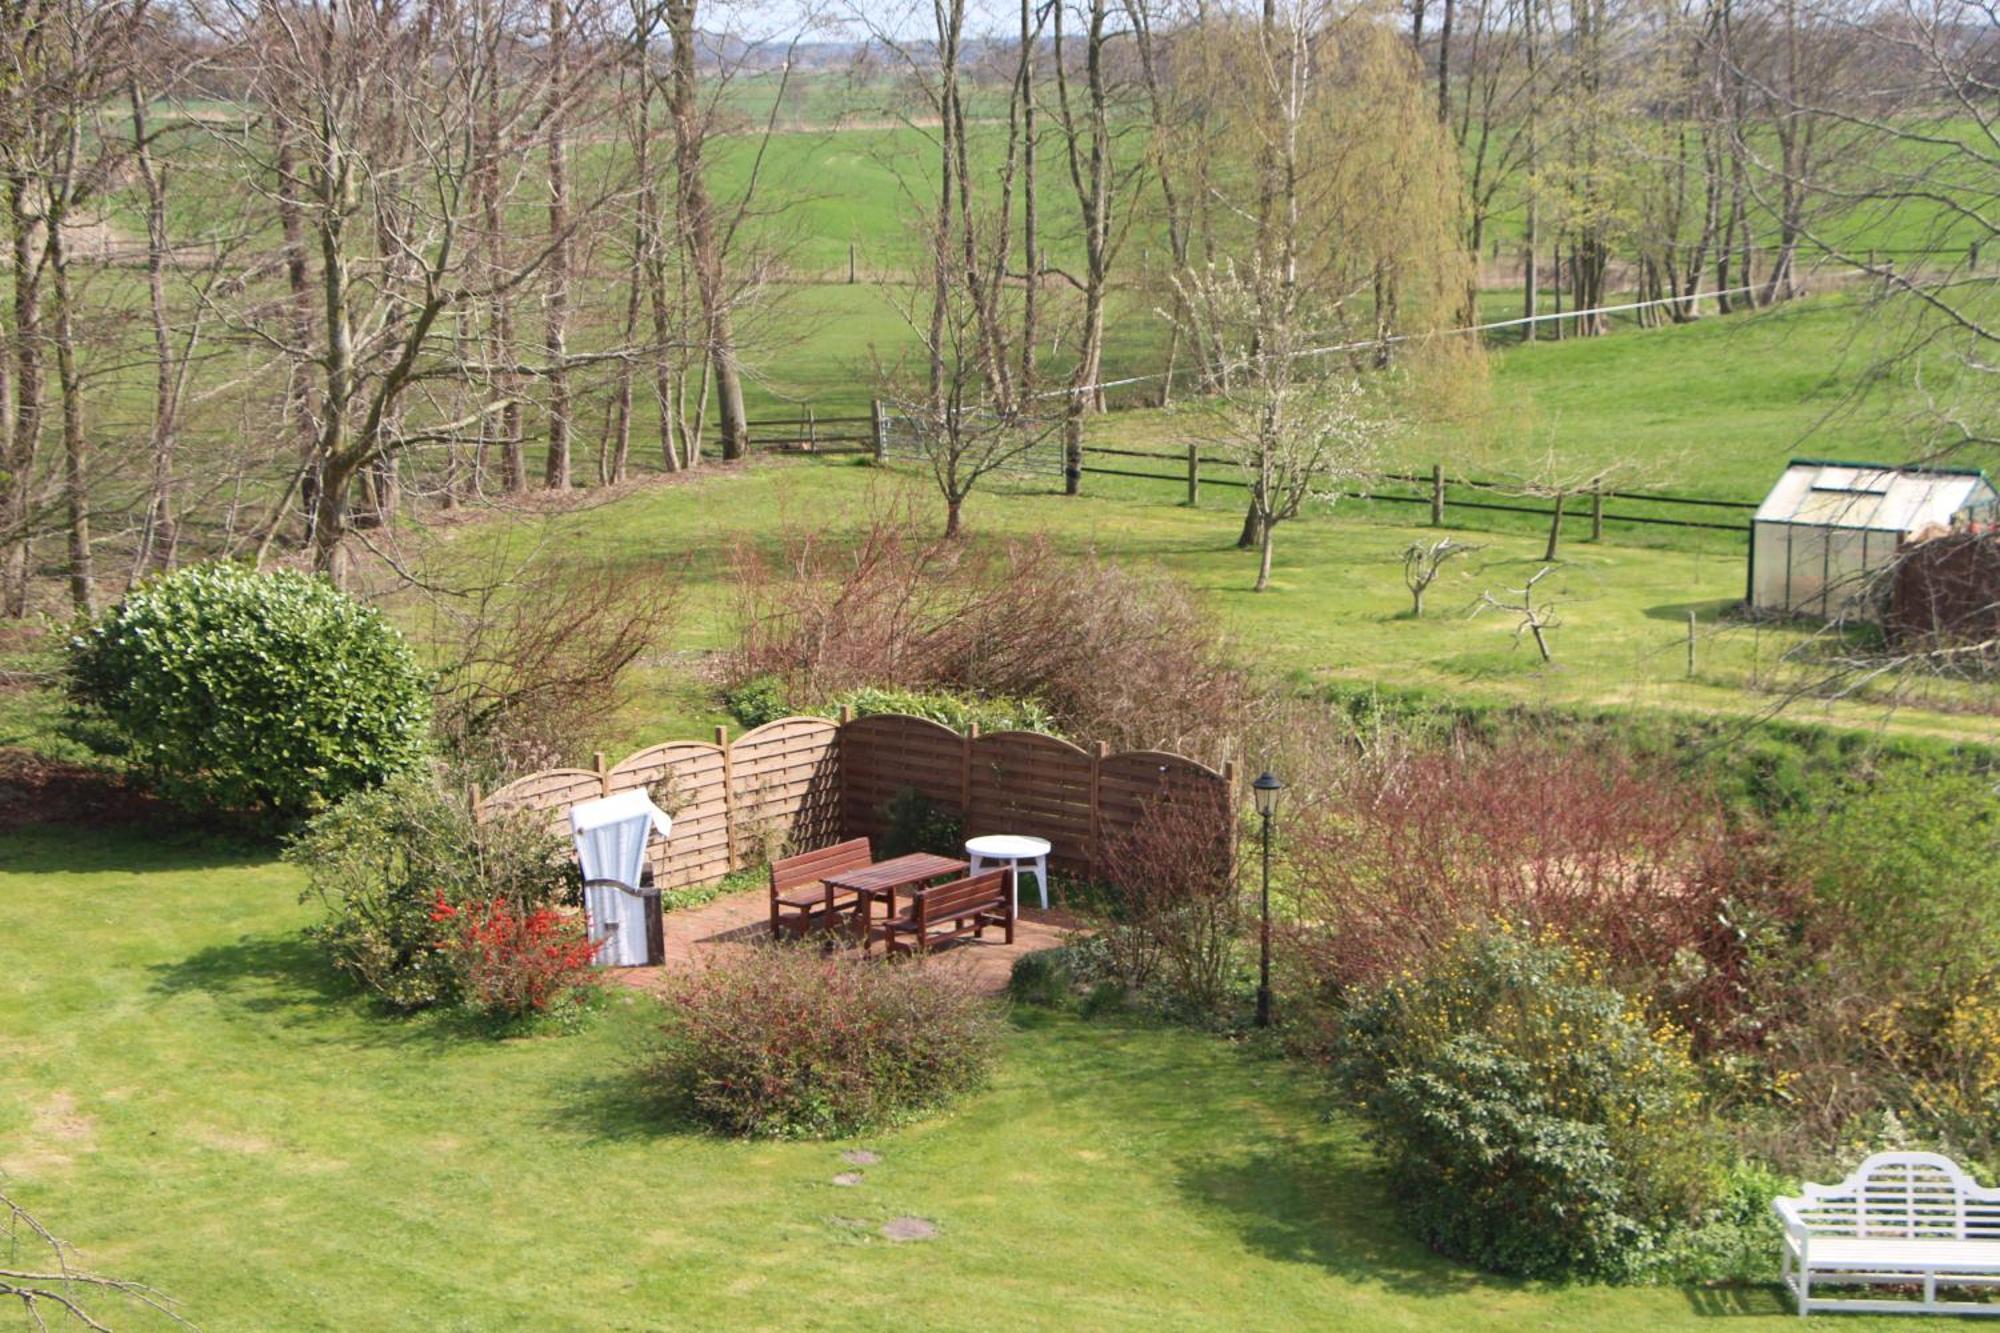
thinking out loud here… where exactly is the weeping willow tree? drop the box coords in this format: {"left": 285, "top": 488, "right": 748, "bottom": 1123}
{"left": 1159, "top": 0, "right": 1479, "bottom": 585}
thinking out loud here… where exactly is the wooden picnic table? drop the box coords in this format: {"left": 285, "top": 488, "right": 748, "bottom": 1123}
{"left": 825, "top": 853, "right": 969, "bottom": 955}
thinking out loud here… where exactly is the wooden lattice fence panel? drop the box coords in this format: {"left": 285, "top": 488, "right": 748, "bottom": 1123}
{"left": 477, "top": 768, "right": 606, "bottom": 836}
{"left": 839, "top": 713, "right": 966, "bottom": 844}
{"left": 967, "top": 731, "right": 1097, "bottom": 878}
{"left": 607, "top": 739, "right": 731, "bottom": 890}
{"left": 727, "top": 717, "right": 842, "bottom": 866}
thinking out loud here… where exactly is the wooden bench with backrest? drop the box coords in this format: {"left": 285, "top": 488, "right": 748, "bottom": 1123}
{"left": 1774, "top": 1151, "right": 2000, "bottom": 1316}
{"left": 880, "top": 869, "right": 1014, "bottom": 956}
{"left": 768, "top": 837, "right": 874, "bottom": 941}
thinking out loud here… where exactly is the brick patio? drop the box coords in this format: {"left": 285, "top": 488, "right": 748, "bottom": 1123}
{"left": 608, "top": 884, "right": 1078, "bottom": 997}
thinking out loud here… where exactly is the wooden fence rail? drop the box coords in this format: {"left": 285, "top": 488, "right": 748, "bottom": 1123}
{"left": 473, "top": 713, "right": 1237, "bottom": 893}
{"left": 1076, "top": 446, "right": 1758, "bottom": 536}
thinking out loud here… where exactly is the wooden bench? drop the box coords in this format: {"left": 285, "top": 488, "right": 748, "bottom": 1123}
{"left": 879, "top": 869, "right": 1014, "bottom": 956}
{"left": 1775, "top": 1151, "right": 2000, "bottom": 1316}
{"left": 768, "top": 838, "right": 874, "bottom": 941}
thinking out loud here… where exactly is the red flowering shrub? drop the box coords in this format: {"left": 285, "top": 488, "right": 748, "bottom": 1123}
{"left": 649, "top": 947, "right": 998, "bottom": 1138}
{"left": 433, "top": 894, "right": 597, "bottom": 1019}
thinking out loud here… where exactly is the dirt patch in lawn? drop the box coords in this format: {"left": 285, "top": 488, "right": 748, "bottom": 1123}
{"left": 0, "top": 749, "right": 172, "bottom": 832}
{"left": 0, "top": 1090, "right": 98, "bottom": 1178}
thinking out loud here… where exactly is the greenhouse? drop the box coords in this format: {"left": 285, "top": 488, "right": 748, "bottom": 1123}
{"left": 1748, "top": 459, "right": 1999, "bottom": 620}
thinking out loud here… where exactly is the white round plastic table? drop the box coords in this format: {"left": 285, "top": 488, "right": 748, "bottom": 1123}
{"left": 965, "top": 835, "right": 1052, "bottom": 912}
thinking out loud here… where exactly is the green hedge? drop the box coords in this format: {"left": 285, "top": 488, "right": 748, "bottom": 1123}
{"left": 67, "top": 563, "right": 431, "bottom": 819}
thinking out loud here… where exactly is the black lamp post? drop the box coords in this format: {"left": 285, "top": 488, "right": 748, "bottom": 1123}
{"left": 1252, "top": 771, "right": 1282, "bottom": 1028}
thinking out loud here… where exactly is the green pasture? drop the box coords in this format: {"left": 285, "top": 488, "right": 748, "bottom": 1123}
{"left": 395, "top": 445, "right": 1999, "bottom": 762}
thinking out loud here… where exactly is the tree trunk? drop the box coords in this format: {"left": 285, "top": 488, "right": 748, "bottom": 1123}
{"left": 4, "top": 173, "right": 43, "bottom": 617}
{"left": 1254, "top": 521, "right": 1275, "bottom": 592}
{"left": 130, "top": 81, "right": 179, "bottom": 580}
{"left": 542, "top": 0, "right": 573, "bottom": 489}
{"left": 48, "top": 210, "right": 91, "bottom": 615}
{"left": 666, "top": 0, "right": 748, "bottom": 462}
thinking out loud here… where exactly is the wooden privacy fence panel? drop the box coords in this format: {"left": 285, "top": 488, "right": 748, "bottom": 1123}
{"left": 727, "top": 717, "right": 842, "bottom": 867}
{"left": 607, "top": 739, "right": 731, "bottom": 890}
{"left": 1097, "top": 751, "right": 1237, "bottom": 867}
{"left": 839, "top": 714, "right": 965, "bottom": 838}
{"left": 966, "top": 731, "right": 1097, "bottom": 878}
{"left": 478, "top": 713, "right": 1235, "bottom": 895}
{"left": 479, "top": 768, "right": 607, "bottom": 836}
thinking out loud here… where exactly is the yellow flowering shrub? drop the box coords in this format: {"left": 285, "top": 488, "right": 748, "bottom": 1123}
{"left": 1334, "top": 926, "right": 1717, "bottom": 1281}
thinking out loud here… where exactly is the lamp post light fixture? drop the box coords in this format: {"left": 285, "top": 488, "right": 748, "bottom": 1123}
{"left": 1251, "top": 771, "right": 1282, "bottom": 1028}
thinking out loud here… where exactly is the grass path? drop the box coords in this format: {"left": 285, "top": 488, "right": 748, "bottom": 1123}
{"left": 0, "top": 827, "right": 1916, "bottom": 1329}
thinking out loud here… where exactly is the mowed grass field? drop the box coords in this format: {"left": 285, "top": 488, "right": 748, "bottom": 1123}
{"left": 0, "top": 828, "right": 1921, "bottom": 1331}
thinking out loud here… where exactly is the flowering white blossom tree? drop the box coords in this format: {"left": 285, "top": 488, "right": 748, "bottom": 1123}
{"left": 1175, "top": 259, "right": 1391, "bottom": 591}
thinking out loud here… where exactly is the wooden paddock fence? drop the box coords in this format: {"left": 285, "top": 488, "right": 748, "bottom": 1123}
{"left": 472, "top": 712, "right": 1237, "bottom": 893}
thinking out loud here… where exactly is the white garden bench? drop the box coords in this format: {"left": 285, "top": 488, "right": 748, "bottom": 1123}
{"left": 1775, "top": 1151, "right": 2000, "bottom": 1316}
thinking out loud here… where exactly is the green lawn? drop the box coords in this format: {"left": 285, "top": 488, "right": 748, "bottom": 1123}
{"left": 0, "top": 826, "right": 1911, "bottom": 1330}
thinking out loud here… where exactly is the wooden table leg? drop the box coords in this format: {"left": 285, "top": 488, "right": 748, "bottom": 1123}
{"left": 858, "top": 890, "right": 873, "bottom": 956}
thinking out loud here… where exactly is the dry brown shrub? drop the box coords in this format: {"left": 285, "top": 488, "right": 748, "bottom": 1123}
{"left": 1098, "top": 786, "right": 1244, "bottom": 1014}
{"left": 727, "top": 498, "right": 1249, "bottom": 760}
{"left": 427, "top": 558, "right": 678, "bottom": 777}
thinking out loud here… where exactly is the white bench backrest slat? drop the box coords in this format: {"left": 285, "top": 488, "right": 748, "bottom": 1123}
{"left": 1791, "top": 1152, "right": 2000, "bottom": 1241}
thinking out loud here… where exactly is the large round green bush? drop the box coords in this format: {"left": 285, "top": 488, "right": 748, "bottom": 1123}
{"left": 1334, "top": 928, "right": 1716, "bottom": 1282}
{"left": 67, "top": 563, "right": 431, "bottom": 818}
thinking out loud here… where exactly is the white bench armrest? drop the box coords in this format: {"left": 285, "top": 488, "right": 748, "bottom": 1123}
{"left": 1772, "top": 1196, "right": 1811, "bottom": 1244}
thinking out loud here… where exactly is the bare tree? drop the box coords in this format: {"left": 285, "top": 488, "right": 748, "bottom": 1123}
{"left": 1178, "top": 258, "right": 1390, "bottom": 591}
{"left": 1473, "top": 562, "right": 1562, "bottom": 660}
{"left": 880, "top": 276, "right": 1059, "bottom": 538}
{"left": 1049, "top": 0, "right": 1146, "bottom": 491}
{"left": 1402, "top": 536, "right": 1481, "bottom": 615}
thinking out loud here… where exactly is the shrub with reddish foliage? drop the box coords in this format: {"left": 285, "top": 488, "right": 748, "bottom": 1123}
{"left": 433, "top": 894, "right": 597, "bottom": 1019}
{"left": 726, "top": 494, "right": 1247, "bottom": 759}
{"left": 1285, "top": 743, "right": 1798, "bottom": 1051}
{"left": 649, "top": 946, "right": 999, "bottom": 1138}
{"left": 1097, "top": 788, "right": 1243, "bottom": 1014}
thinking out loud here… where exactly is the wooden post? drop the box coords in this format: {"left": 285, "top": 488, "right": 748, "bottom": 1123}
{"left": 716, "top": 725, "right": 737, "bottom": 870}
{"left": 838, "top": 703, "right": 854, "bottom": 725}
{"left": 1589, "top": 485, "right": 1604, "bottom": 543}
{"left": 1222, "top": 760, "right": 1239, "bottom": 875}
{"left": 467, "top": 782, "right": 483, "bottom": 817}
{"left": 848, "top": 240, "right": 857, "bottom": 284}
{"left": 1430, "top": 463, "right": 1445, "bottom": 526}
{"left": 1186, "top": 443, "right": 1200, "bottom": 506}
{"left": 594, "top": 750, "right": 609, "bottom": 795}
{"left": 961, "top": 723, "right": 978, "bottom": 829}
{"left": 1088, "top": 740, "right": 1109, "bottom": 883}
{"left": 870, "top": 399, "right": 886, "bottom": 463}
{"left": 805, "top": 406, "right": 817, "bottom": 453}
{"left": 1686, "top": 611, "right": 1698, "bottom": 679}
